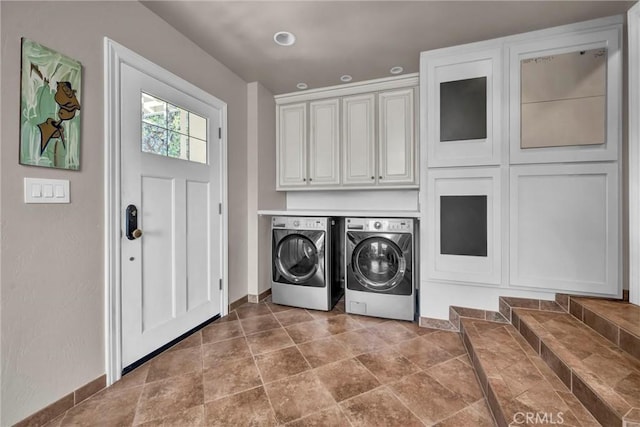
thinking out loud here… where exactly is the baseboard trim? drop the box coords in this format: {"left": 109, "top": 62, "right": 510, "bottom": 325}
{"left": 229, "top": 295, "right": 248, "bottom": 311}
{"left": 14, "top": 375, "right": 106, "bottom": 427}
{"left": 248, "top": 288, "right": 272, "bottom": 303}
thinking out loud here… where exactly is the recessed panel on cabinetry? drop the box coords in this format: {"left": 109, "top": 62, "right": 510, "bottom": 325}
{"left": 277, "top": 103, "right": 307, "bottom": 188}
{"left": 508, "top": 27, "right": 621, "bottom": 163}
{"left": 342, "top": 94, "right": 376, "bottom": 186}
{"left": 520, "top": 48, "right": 606, "bottom": 149}
{"left": 309, "top": 98, "right": 340, "bottom": 186}
{"left": 378, "top": 88, "right": 415, "bottom": 185}
{"left": 421, "top": 45, "right": 501, "bottom": 167}
{"left": 440, "top": 77, "right": 487, "bottom": 142}
{"left": 440, "top": 195, "right": 487, "bottom": 257}
{"left": 509, "top": 163, "right": 618, "bottom": 295}
{"left": 426, "top": 167, "right": 501, "bottom": 285}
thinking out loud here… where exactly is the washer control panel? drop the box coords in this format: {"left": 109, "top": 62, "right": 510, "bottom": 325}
{"left": 272, "top": 216, "right": 327, "bottom": 230}
{"left": 346, "top": 218, "right": 413, "bottom": 232}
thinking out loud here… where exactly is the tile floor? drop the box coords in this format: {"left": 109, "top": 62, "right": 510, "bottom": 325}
{"left": 46, "top": 299, "right": 494, "bottom": 426}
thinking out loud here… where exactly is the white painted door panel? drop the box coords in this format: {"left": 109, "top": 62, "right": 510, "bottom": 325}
{"left": 121, "top": 64, "right": 222, "bottom": 367}
{"left": 509, "top": 163, "right": 619, "bottom": 295}
{"left": 309, "top": 99, "right": 340, "bottom": 186}
{"left": 278, "top": 103, "right": 307, "bottom": 187}
{"left": 379, "top": 89, "right": 415, "bottom": 184}
{"left": 343, "top": 94, "right": 375, "bottom": 185}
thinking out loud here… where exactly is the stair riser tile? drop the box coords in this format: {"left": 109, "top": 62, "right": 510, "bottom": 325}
{"left": 486, "top": 381, "right": 508, "bottom": 427}
{"left": 540, "top": 341, "right": 572, "bottom": 390}
{"left": 472, "top": 351, "right": 488, "bottom": 395}
{"left": 518, "top": 320, "right": 540, "bottom": 354}
{"left": 511, "top": 310, "right": 520, "bottom": 331}
{"left": 555, "top": 294, "right": 570, "bottom": 312}
{"left": 498, "top": 298, "right": 511, "bottom": 323}
{"left": 572, "top": 372, "right": 622, "bottom": 427}
{"left": 619, "top": 329, "right": 640, "bottom": 362}
{"left": 583, "top": 308, "right": 619, "bottom": 346}
{"left": 569, "top": 299, "right": 584, "bottom": 321}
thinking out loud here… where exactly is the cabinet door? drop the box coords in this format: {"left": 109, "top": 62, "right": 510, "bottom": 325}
{"left": 342, "top": 94, "right": 376, "bottom": 185}
{"left": 423, "top": 46, "right": 502, "bottom": 167}
{"left": 277, "top": 103, "right": 307, "bottom": 188}
{"left": 309, "top": 99, "right": 340, "bottom": 186}
{"left": 378, "top": 88, "right": 415, "bottom": 184}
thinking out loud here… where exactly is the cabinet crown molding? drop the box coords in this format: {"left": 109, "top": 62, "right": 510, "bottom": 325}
{"left": 275, "top": 73, "right": 418, "bottom": 104}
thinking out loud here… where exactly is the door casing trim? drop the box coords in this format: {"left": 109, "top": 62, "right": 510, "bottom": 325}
{"left": 103, "top": 38, "right": 229, "bottom": 385}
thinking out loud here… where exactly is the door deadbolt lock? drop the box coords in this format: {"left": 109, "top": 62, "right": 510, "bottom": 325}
{"left": 126, "top": 204, "right": 143, "bottom": 240}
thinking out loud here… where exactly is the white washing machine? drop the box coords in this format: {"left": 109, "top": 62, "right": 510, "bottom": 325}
{"left": 271, "top": 216, "right": 342, "bottom": 311}
{"left": 345, "top": 217, "right": 415, "bottom": 321}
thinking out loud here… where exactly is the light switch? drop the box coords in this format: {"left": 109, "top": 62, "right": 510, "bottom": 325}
{"left": 31, "top": 184, "right": 42, "bottom": 198}
{"left": 24, "top": 178, "right": 70, "bottom": 204}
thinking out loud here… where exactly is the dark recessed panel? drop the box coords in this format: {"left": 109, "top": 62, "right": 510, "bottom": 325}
{"left": 440, "top": 77, "right": 487, "bottom": 142}
{"left": 440, "top": 195, "right": 487, "bottom": 257}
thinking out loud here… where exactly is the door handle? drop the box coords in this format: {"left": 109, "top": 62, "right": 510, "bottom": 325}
{"left": 126, "top": 204, "right": 143, "bottom": 240}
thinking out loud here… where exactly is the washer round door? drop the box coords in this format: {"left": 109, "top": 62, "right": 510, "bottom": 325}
{"left": 275, "top": 234, "right": 319, "bottom": 283}
{"left": 352, "top": 236, "right": 406, "bottom": 292}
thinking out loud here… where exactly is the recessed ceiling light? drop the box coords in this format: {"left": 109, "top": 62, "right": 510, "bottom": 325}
{"left": 274, "top": 31, "right": 296, "bottom": 46}
{"left": 340, "top": 75, "right": 353, "bottom": 82}
{"left": 296, "top": 83, "right": 308, "bottom": 90}
{"left": 390, "top": 66, "right": 404, "bottom": 75}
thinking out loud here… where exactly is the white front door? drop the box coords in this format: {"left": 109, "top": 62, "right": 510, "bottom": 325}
{"left": 120, "top": 63, "right": 224, "bottom": 368}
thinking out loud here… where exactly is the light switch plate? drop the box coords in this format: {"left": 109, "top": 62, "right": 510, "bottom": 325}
{"left": 24, "top": 178, "right": 70, "bottom": 203}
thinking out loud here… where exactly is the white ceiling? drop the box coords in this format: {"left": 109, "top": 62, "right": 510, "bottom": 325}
{"left": 142, "top": 1, "right": 633, "bottom": 95}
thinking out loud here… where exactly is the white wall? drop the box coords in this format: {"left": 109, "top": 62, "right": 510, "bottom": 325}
{"left": 0, "top": 2, "right": 248, "bottom": 425}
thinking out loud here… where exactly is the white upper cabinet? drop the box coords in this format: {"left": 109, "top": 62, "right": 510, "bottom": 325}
{"left": 342, "top": 94, "right": 375, "bottom": 186}
{"left": 378, "top": 88, "right": 415, "bottom": 184}
{"left": 276, "top": 74, "right": 418, "bottom": 190}
{"left": 309, "top": 99, "right": 340, "bottom": 186}
{"left": 277, "top": 103, "right": 307, "bottom": 188}
{"left": 422, "top": 44, "right": 502, "bottom": 167}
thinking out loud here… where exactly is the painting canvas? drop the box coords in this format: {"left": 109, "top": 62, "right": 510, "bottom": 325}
{"left": 520, "top": 48, "right": 606, "bottom": 149}
{"left": 20, "top": 38, "right": 82, "bottom": 170}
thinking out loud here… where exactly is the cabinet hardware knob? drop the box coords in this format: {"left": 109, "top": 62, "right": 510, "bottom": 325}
{"left": 371, "top": 176, "right": 374, "bottom": 180}
{"left": 303, "top": 178, "right": 306, "bottom": 181}
{"left": 379, "top": 176, "right": 383, "bottom": 179}
{"left": 309, "top": 178, "right": 313, "bottom": 181}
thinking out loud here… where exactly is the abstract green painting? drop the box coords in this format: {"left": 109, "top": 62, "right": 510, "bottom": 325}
{"left": 20, "top": 38, "right": 82, "bottom": 170}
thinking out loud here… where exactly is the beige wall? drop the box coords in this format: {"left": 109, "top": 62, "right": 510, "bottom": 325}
{"left": 247, "top": 82, "right": 285, "bottom": 297}
{"left": 0, "top": 1, "right": 248, "bottom": 425}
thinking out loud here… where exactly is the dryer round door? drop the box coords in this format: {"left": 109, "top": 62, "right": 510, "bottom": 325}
{"left": 351, "top": 236, "right": 407, "bottom": 292}
{"left": 275, "top": 234, "right": 319, "bottom": 283}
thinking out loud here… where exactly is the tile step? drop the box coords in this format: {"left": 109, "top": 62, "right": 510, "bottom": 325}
{"left": 513, "top": 308, "right": 640, "bottom": 426}
{"left": 460, "top": 317, "right": 600, "bottom": 427}
{"left": 568, "top": 297, "right": 640, "bottom": 363}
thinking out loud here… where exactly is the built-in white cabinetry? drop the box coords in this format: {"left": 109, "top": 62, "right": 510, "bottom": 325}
{"left": 277, "top": 103, "right": 307, "bottom": 187}
{"left": 378, "top": 89, "right": 415, "bottom": 185}
{"left": 509, "top": 163, "right": 619, "bottom": 295}
{"left": 423, "top": 44, "right": 502, "bottom": 167}
{"left": 309, "top": 99, "right": 340, "bottom": 186}
{"left": 426, "top": 167, "right": 502, "bottom": 285}
{"left": 508, "top": 27, "right": 621, "bottom": 164}
{"left": 419, "top": 16, "right": 623, "bottom": 320}
{"left": 342, "top": 94, "right": 376, "bottom": 185}
{"left": 276, "top": 75, "right": 418, "bottom": 191}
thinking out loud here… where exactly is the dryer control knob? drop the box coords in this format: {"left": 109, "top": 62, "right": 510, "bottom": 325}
{"left": 293, "top": 220, "right": 300, "bottom": 227}
{"left": 374, "top": 221, "right": 382, "bottom": 230}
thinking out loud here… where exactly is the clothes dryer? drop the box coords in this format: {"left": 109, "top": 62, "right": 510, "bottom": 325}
{"left": 345, "top": 217, "right": 415, "bottom": 321}
{"left": 272, "top": 216, "right": 342, "bottom": 311}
